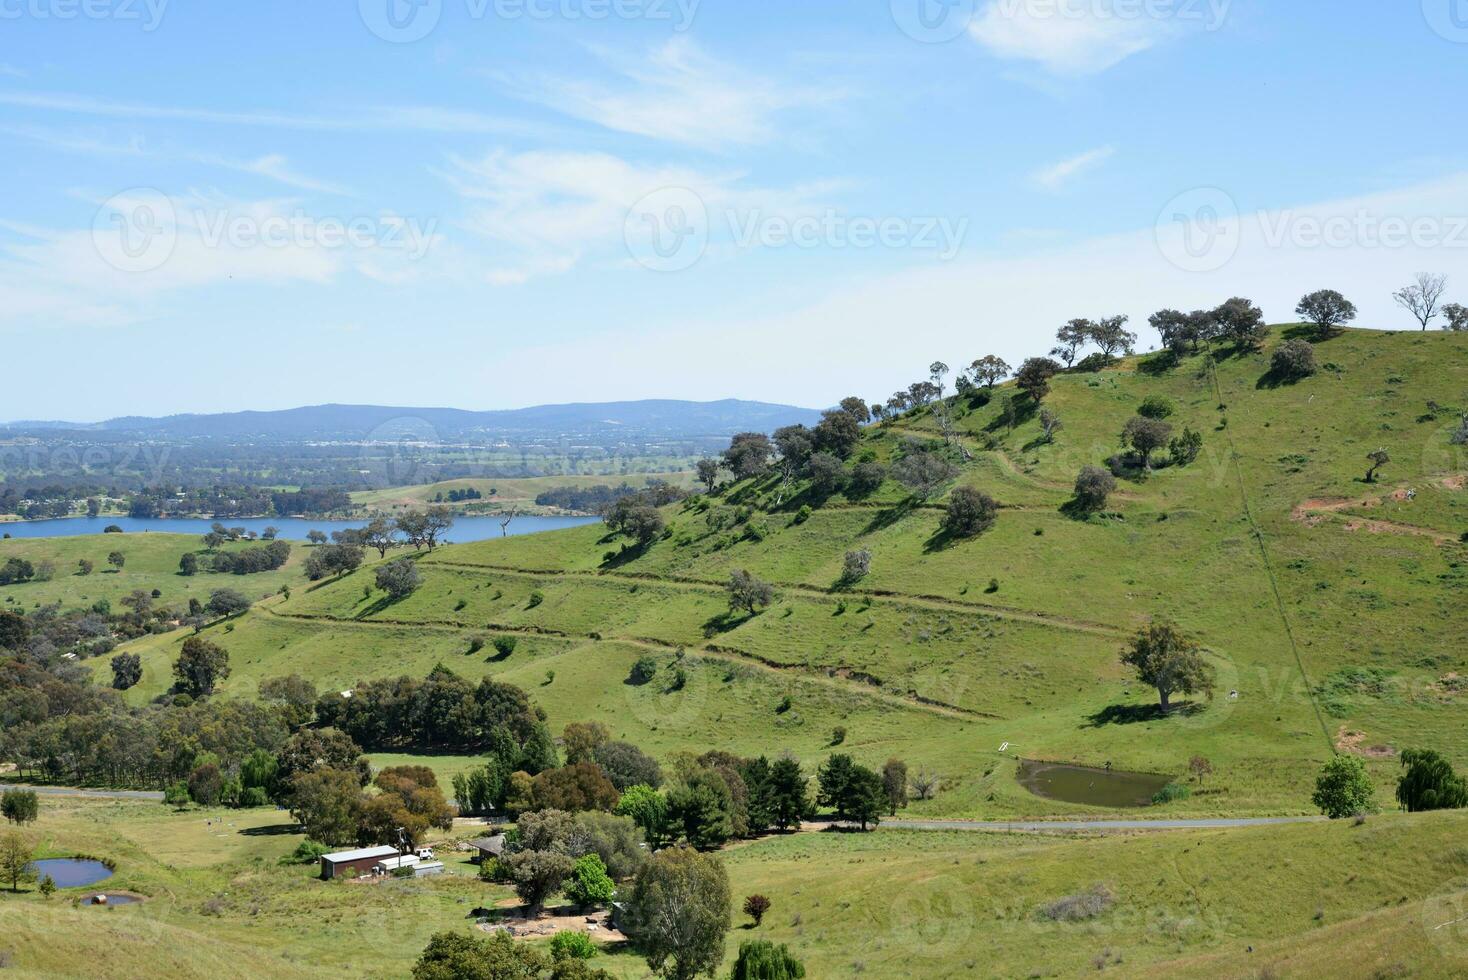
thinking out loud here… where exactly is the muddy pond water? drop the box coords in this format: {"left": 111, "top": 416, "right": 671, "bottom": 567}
{"left": 1016, "top": 760, "right": 1173, "bottom": 808}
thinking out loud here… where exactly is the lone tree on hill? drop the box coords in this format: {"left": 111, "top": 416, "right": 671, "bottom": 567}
{"left": 1392, "top": 272, "right": 1448, "bottom": 330}
{"left": 1073, "top": 466, "right": 1116, "bottom": 512}
{"left": 1271, "top": 339, "right": 1318, "bottom": 379}
{"left": 1395, "top": 748, "right": 1468, "bottom": 812}
{"left": 1364, "top": 448, "right": 1390, "bottom": 483}
{"left": 374, "top": 559, "right": 422, "bottom": 599}
{"left": 1122, "top": 416, "right": 1173, "bottom": 470}
{"left": 1214, "top": 296, "right": 1268, "bottom": 349}
{"left": 174, "top": 635, "right": 231, "bottom": 698}
{"left": 1052, "top": 318, "right": 1091, "bottom": 367}
{"left": 1120, "top": 619, "right": 1214, "bottom": 714}
{"left": 1444, "top": 302, "right": 1468, "bottom": 332}
{"left": 695, "top": 457, "right": 721, "bottom": 493}
{"left": 742, "top": 893, "right": 771, "bottom": 927}
{"left": 969, "top": 355, "right": 1011, "bottom": 388}
{"left": 1088, "top": 315, "right": 1137, "bottom": 359}
{"left": 1295, "top": 289, "right": 1357, "bottom": 338}
{"left": 1015, "top": 357, "right": 1061, "bottom": 402}
{"left": 722, "top": 432, "right": 775, "bottom": 480}
{"left": 891, "top": 450, "right": 958, "bottom": 502}
{"left": 1313, "top": 755, "right": 1375, "bottom": 819}
{"left": 727, "top": 570, "right": 774, "bottom": 616}
{"left": 941, "top": 486, "right": 997, "bottom": 538}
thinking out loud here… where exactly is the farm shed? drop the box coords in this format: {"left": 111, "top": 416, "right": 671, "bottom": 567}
{"left": 320, "top": 845, "right": 399, "bottom": 880}
{"left": 468, "top": 835, "right": 507, "bottom": 863}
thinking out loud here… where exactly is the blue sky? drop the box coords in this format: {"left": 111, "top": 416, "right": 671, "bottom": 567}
{"left": 2, "top": 0, "right": 1467, "bottom": 419}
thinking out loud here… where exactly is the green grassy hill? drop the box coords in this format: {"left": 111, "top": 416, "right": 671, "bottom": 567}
{"left": 95, "top": 327, "right": 1468, "bottom": 818}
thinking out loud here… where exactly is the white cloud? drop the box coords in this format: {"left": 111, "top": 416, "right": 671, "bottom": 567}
{"left": 969, "top": 0, "right": 1180, "bottom": 75}
{"left": 1030, "top": 145, "right": 1115, "bottom": 190}
{"left": 496, "top": 38, "right": 836, "bottom": 150}
{"left": 442, "top": 148, "right": 841, "bottom": 283}
{"left": 498, "top": 172, "right": 1468, "bottom": 405}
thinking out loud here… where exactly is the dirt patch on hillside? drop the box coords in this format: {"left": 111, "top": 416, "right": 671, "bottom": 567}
{"left": 477, "top": 903, "right": 625, "bottom": 944}
{"left": 1442, "top": 474, "right": 1466, "bottom": 491}
{"left": 1335, "top": 727, "right": 1396, "bottom": 759}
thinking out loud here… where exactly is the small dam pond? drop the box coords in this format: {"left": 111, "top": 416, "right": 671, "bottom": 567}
{"left": 1017, "top": 760, "right": 1174, "bottom": 808}
{"left": 29, "top": 858, "right": 114, "bottom": 888}
{"left": 84, "top": 892, "right": 142, "bottom": 906}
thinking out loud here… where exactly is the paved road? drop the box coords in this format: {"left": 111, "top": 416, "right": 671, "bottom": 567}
{"left": 9, "top": 785, "right": 1325, "bottom": 832}
{"left": 6, "top": 783, "right": 163, "bottom": 801}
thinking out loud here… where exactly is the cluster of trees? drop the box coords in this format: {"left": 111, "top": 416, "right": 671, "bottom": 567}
{"left": 320, "top": 664, "right": 559, "bottom": 760}
{"left": 120, "top": 485, "right": 351, "bottom": 520}
{"left": 433, "top": 486, "right": 484, "bottom": 502}
{"left": 183, "top": 538, "right": 291, "bottom": 576}
{"left": 537, "top": 482, "right": 684, "bottom": 516}
{"left": 1312, "top": 746, "right": 1468, "bottom": 820}
{"left": 710, "top": 399, "right": 874, "bottom": 500}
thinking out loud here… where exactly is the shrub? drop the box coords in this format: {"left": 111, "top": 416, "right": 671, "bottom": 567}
{"left": 1271, "top": 339, "right": 1318, "bottom": 379}
{"left": 492, "top": 636, "right": 518, "bottom": 658}
{"left": 791, "top": 505, "right": 812, "bottom": 525}
{"left": 549, "top": 931, "right": 597, "bottom": 961}
{"left": 629, "top": 656, "right": 659, "bottom": 685}
{"left": 564, "top": 853, "right": 616, "bottom": 908}
{"left": 1313, "top": 755, "right": 1376, "bottom": 818}
{"left": 527, "top": 590, "right": 545, "bottom": 608}
{"left": 941, "top": 486, "right": 997, "bottom": 538}
{"left": 731, "top": 940, "right": 805, "bottom": 980}
{"left": 743, "top": 893, "right": 772, "bottom": 926}
{"left": 1039, "top": 884, "right": 1114, "bottom": 922}
{"left": 288, "top": 840, "right": 330, "bottom": 864}
{"left": 1074, "top": 466, "right": 1115, "bottom": 513}
{"left": 841, "top": 549, "right": 871, "bottom": 583}
{"left": 1137, "top": 395, "right": 1175, "bottom": 419}
{"left": 1151, "top": 782, "right": 1192, "bottom": 805}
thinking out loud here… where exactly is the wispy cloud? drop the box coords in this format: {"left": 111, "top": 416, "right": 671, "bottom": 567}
{"left": 495, "top": 38, "right": 837, "bottom": 150}
{"left": 0, "top": 90, "right": 543, "bottom": 137}
{"left": 0, "top": 64, "right": 27, "bottom": 79}
{"left": 969, "top": 0, "right": 1181, "bottom": 75}
{"left": 442, "top": 148, "right": 841, "bottom": 283}
{"left": 196, "top": 153, "right": 352, "bottom": 196}
{"left": 1030, "top": 145, "right": 1115, "bottom": 190}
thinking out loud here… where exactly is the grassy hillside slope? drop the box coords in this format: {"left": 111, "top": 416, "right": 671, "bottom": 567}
{"left": 2, "top": 797, "right": 1465, "bottom": 979}
{"left": 96, "top": 328, "right": 1467, "bottom": 818}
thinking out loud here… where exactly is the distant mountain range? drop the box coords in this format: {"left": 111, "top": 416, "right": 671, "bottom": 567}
{"left": 2, "top": 400, "right": 822, "bottom": 442}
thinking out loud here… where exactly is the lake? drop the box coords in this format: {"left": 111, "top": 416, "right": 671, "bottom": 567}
{"left": 0, "top": 513, "right": 598, "bottom": 543}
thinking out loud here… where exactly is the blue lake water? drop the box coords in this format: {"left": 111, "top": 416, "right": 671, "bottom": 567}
{"left": 0, "top": 514, "right": 598, "bottom": 543}
{"left": 29, "top": 858, "right": 114, "bottom": 888}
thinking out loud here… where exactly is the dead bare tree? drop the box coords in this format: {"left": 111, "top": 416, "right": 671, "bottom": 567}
{"left": 908, "top": 768, "right": 941, "bottom": 801}
{"left": 1393, "top": 272, "right": 1448, "bottom": 330}
{"left": 499, "top": 508, "right": 518, "bottom": 537}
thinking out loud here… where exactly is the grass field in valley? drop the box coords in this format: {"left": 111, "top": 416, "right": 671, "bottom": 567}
{"left": 1, "top": 795, "right": 1467, "bottom": 979}
{"left": 88, "top": 327, "right": 1468, "bottom": 818}
{"left": 0, "top": 533, "right": 305, "bottom": 611}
